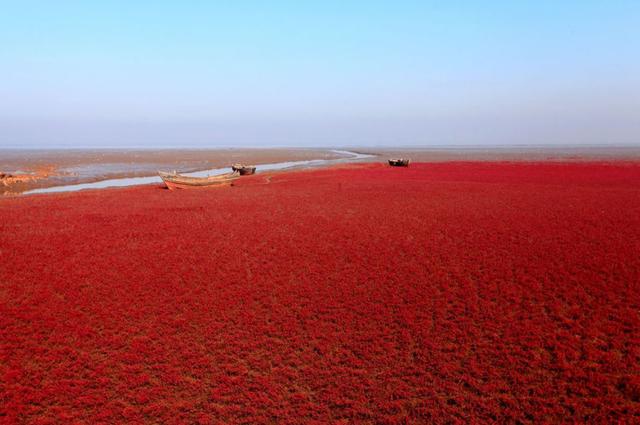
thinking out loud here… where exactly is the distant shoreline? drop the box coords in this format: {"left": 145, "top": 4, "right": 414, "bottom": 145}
{"left": 0, "top": 148, "right": 347, "bottom": 195}
{"left": 360, "top": 145, "right": 640, "bottom": 162}
{"left": 3, "top": 146, "right": 640, "bottom": 195}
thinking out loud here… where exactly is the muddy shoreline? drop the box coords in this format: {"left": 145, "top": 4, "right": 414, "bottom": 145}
{"left": 0, "top": 148, "right": 345, "bottom": 194}
{"left": 361, "top": 145, "right": 640, "bottom": 162}
{"left": 3, "top": 146, "right": 640, "bottom": 195}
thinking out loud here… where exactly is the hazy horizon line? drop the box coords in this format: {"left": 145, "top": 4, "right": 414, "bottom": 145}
{"left": 2, "top": 143, "right": 640, "bottom": 151}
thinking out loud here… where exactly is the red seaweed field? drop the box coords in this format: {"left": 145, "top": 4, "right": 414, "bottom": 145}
{"left": 1, "top": 162, "right": 640, "bottom": 423}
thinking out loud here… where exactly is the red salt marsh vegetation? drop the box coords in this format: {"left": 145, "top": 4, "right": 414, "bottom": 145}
{"left": 1, "top": 162, "right": 640, "bottom": 423}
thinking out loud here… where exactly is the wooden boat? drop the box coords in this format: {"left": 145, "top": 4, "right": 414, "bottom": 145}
{"left": 231, "top": 164, "right": 257, "bottom": 175}
{"left": 388, "top": 158, "right": 410, "bottom": 167}
{"left": 158, "top": 170, "right": 240, "bottom": 190}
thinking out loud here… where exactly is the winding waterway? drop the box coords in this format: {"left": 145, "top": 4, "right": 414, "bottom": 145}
{"left": 24, "top": 150, "right": 375, "bottom": 195}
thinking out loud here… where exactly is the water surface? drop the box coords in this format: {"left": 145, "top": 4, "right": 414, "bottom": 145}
{"left": 25, "top": 150, "right": 374, "bottom": 195}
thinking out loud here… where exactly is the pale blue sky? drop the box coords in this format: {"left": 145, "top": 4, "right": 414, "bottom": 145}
{"left": 1, "top": 1, "right": 639, "bottom": 148}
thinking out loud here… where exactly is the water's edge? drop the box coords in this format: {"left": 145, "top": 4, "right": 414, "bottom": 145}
{"left": 24, "top": 150, "right": 375, "bottom": 195}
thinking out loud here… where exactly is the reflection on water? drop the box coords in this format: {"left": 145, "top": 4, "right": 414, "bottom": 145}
{"left": 24, "top": 150, "right": 375, "bottom": 195}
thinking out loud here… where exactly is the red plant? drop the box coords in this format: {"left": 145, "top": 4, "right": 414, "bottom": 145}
{"left": 1, "top": 162, "right": 639, "bottom": 423}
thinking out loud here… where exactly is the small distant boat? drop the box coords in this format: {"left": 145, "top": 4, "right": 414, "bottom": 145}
{"left": 231, "top": 164, "right": 257, "bottom": 175}
{"left": 158, "top": 170, "right": 240, "bottom": 190}
{"left": 388, "top": 158, "right": 410, "bottom": 167}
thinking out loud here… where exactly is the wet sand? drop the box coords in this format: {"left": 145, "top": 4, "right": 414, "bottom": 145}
{"left": 3, "top": 146, "right": 640, "bottom": 195}
{"left": 0, "top": 148, "right": 345, "bottom": 195}
{"left": 361, "top": 145, "right": 640, "bottom": 162}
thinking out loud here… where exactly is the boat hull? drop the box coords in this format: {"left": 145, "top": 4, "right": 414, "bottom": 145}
{"left": 163, "top": 179, "right": 235, "bottom": 190}
{"left": 388, "top": 158, "right": 410, "bottom": 167}
{"left": 238, "top": 167, "right": 256, "bottom": 175}
{"left": 232, "top": 164, "right": 257, "bottom": 175}
{"left": 159, "top": 171, "right": 239, "bottom": 190}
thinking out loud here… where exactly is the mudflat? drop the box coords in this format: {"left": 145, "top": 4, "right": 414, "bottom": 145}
{"left": 3, "top": 146, "right": 640, "bottom": 195}
{"left": 0, "top": 148, "right": 344, "bottom": 194}
{"left": 363, "top": 145, "right": 640, "bottom": 162}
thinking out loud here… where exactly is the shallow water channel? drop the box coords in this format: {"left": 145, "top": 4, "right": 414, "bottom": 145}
{"left": 24, "top": 150, "right": 375, "bottom": 195}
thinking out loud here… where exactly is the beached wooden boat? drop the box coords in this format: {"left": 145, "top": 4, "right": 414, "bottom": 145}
{"left": 158, "top": 170, "right": 240, "bottom": 190}
{"left": 388, "top": 158, "right": 410, "bottom": 167}
{"left": 231, "top": 164, "right": 257, "bottom": 175}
